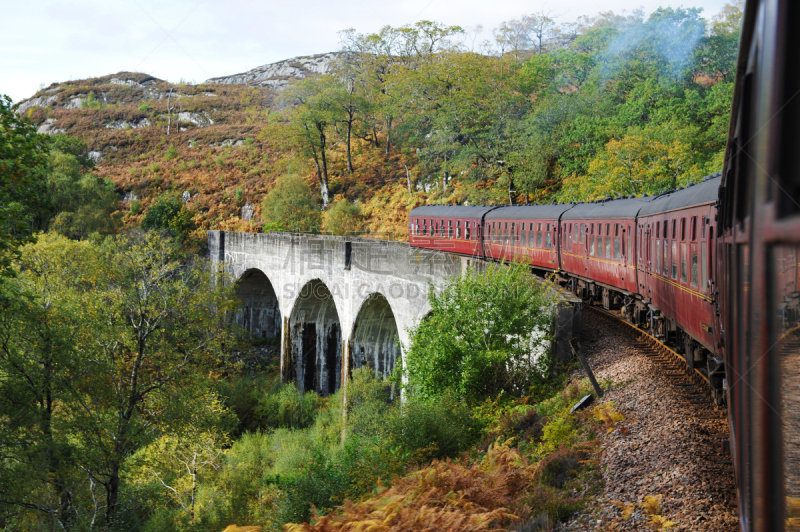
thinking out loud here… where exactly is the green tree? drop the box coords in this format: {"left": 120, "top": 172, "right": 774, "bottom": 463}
{"left": 559, "top": 124, "right": 703, "bottom": 200}
{"left": 261, "top": 174, "right": 321, "bottom": 232}
{"left": 0, "top": 95, "right": 49, "bottom": 275}
{"left": 322, "top": 198, "right": 364, "bottom": 235}
{"left": 0, "top": 232, "right": 239, "bottom": 529}
{"left": 273, "top": 77, "right": 337, "bottom": 207}
{"left": 405, "top": 263, "right": 554, "bottom": 403}
{"left": 0, "top": 236, "right": 99, "bottom": 529}
{"left": 141, "top": 194, "right": 196, "bottom": 239}
{"left": 46, "top": 148, "right": 120, "bottom": 239}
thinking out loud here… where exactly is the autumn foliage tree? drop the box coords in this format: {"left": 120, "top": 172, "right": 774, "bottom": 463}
{"left": 0, "top": 232, "right": 239, "bottom": 529}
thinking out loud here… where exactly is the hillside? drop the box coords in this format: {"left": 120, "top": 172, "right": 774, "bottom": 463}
{"left": 17, "top": 67, "right": 417, "bottom": 241}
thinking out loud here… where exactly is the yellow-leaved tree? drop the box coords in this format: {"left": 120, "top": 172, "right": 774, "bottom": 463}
{"left": 560, "top": 124, "right": 705, "bottom": 201}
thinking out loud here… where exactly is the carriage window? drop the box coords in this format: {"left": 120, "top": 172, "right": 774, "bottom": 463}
{"left": 537, "top": 231, "right": 543, "bottom": 248}
{"left": 614, "top": 238, "right": 621, "bottom": 260}
{"left": 627, "top": 227, "right": 632, "bottom": 260}
{"left": 568, "top": 230, "right": 573, "bottom": 251}
{"left": 672, "top": 219, "right": 677, "bottom": 239}
{"left": 656, "top": 221, "right": 660, "bottom": 238}
{"left": 701, "top": 246, "right": 707, "bottom": 292}
{"left": 615, "top": 223, "right": 619, "bottom": 236}
{"left": 590, "top": 223, "right": 594, "bottom": 235}
{"left": 690, "top": 244, "right": 698, "bottom": 287}
{"left": 680, "top": 242, "right": 688, "bottom": 283}
{"left": 580, "top": 224, "right": 586, "bottom": 244}
{"left": 605, "top": 237, "right": 611, "bottom": 258}
{"left": 671, "top": 241, "right": 678, "bottom": 279}
{"left": 702, "top": 217, "right": 707, "bottom": 238}
{"left": 656, "top": 240, "right": 661, "bottom": 273}
{"left": 590, "top": 236, "right": 596, "bottom": 256}
{"left": 546, "top": 232, "right": 552, "bottom": 249}
{"left": 447, "top": 220, "right": 452, "bottom": 238}
{"left": 456, "top": 221, "right": 461, "bottom": 239}
{"left": 465, "top": 223, "right": 471, "bottom": 240}
{"left": 691, "top": 217, "right": 697, "bottom": 241}
{"left": 681, "top": 218, "right": 686, "bottom": 241}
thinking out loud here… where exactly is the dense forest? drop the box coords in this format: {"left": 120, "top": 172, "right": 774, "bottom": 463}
{"left": 0, "top": 2, "right": 742, "bottom": 531}
{"left": 11, "top": 2, "right": 743, "bottom": 242}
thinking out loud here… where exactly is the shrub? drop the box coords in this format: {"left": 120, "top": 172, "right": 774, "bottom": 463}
{"left": 164, "top": 144, "right": 178, "bottom": 161}
{"left": 138, "top": 103, "right": 152, "bottom": 111}
{"left": 254, "top": 382, "right": 322, "bottom": 430}
{"left": 130, "top": 199, "right": 142, "bottom": 215}
{"left": 141, "top": 194, "right": 195, "bottom": 239}
{"left": 539, "top": 449, "right": 581, "bottom": 488}
{"left": 383, "top": 394, "right": 480, "bottom": 461}
{"left": 322, "top": 199, "right": 364, "bottom": 235}
{"left": 405, "top": 262, "right": 555, "bottom": 403}
{"left": 261, "top": 174, "right": 321, "bottom": 233}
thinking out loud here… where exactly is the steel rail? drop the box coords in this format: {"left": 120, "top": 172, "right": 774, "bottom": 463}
{"left": 585, "top": 304, "right": 711, "bottom": 386}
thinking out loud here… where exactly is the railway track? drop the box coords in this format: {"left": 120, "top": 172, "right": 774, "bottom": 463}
{"left": 585, "top": 304, "right": 722, "bottom": 413}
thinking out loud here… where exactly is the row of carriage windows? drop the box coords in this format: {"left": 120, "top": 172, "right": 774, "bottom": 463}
{"left": 411, "top": 216, "right": 710, "bottom": 291}
{"left": 412, "top": 219, "right": 475, "bottom": 240}
{"left": 562, "top": 222, "right": 632, "bottom": 262}
{"left": 649, "top": 216, "right": 710, "bottom": 292}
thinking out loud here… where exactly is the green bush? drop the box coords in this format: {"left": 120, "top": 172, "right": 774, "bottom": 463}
{"left": 254, "top": 382, "right": 322, "bottom": 430}
{"left": 164, "top": 144, "right": 178, "bottom": 161}
{"left": 130, "top": 199, "right": 142, "bottom": 215}
{"left": 141, "top": 194, "right": 195, "bottom": 239}
{"left": 322, "top": 199, "right": 364, "bottom": 235}
{"left": 276, "top": 450, "right": 351, "bottom": 524}
{"left": 405, "top": 262, "right": 555, "bottom": 403}
{"left": 261, "top": 174, "right": 321, "bottom": 233}
{"left": 138, "top": 103, "right": 152, "bottom": 111}
{"left": 383, "top": 393, "right": 480, "bottom": 461}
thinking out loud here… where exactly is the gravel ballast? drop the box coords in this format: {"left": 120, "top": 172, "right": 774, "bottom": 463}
{"left": 563, "top": 310, "right": 740, "bottom": 531}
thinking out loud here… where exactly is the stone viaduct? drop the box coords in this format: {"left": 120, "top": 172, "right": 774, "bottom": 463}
{"left": 209, "top": 230, "right": 582, "bottom": 396}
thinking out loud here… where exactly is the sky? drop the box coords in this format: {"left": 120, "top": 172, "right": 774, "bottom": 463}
{"left": 1, "top": 0, "right": 734, "bottom": 103}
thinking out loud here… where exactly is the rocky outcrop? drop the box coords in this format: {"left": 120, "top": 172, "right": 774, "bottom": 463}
{"left": 106, "top": 118, "right": 151, "bottom": 130}
{"left": 37, "top": 118, "right": 65, "bottom": 135}
{"left": 205, "top": 52, "right": 343, "bottom": 90}
{"left": 176, "top": 111, "right": 213, "bottom": 127}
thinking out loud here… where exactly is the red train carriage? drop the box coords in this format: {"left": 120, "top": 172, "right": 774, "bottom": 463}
{"left": 717, "top": 0, "right": 800, "bottom": 527}
{"left": 483, "top": 204, "right": 574, "bottom": 270}
{"left": 636, "top": 175, "right": 721, "bottom": 382}
{"left": 408, "top": 205, "right": 495, "bottom": 257}
{"left": 560, "top": 197, "right": 651, "bottom": 306}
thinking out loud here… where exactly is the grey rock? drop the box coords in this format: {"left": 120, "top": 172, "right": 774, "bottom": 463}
{"left": 37, "top": 118, "right": 65, "bottom": 135}
{"left": 87, "top": 151, "right": 103, "bottom": 163}
{"left": 105, "top": 118, "right": 151, "bottom": 130}
{"left": 182, "top": 190, "right": 191, "bottom": 203}
{"left": 110, "top": 77, "right": 144, "bottom": 89}
{"left": 122, "top": 191, "right": 140, "bottom": 204}
{"left": 176, "top": 111, "right": 213, "bottom": 127}
{"left": 205, "top": 52, "right": 344, "bottom": 91}
{"left": 64, "top": 96, "right": 84, "bottom": 109}
{"left": 241, "top": 202, "right": 255, "bottom": 221}
{"left": 16, "top": 95, "right": 57, "bottom": 114}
